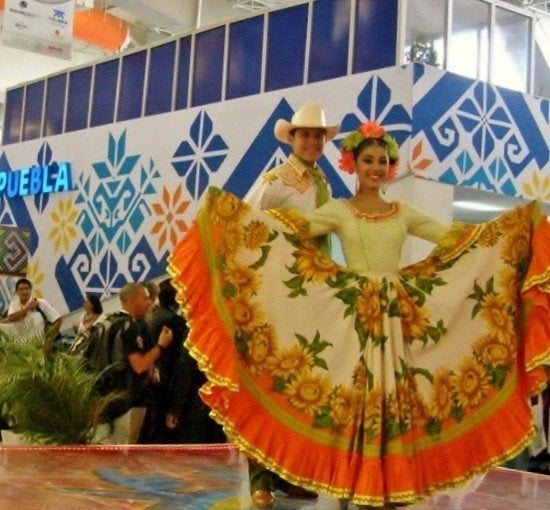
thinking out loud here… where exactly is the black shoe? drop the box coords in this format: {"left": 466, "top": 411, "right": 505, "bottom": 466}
{"left": 276, "top": 478, "right": 318, "bottom": 499}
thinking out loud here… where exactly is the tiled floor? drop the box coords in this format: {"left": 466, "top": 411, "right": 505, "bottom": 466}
{"left": 0, "top": 444, "right": 548, "bottom": 509}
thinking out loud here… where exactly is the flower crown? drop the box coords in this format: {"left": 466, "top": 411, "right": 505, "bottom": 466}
{"left": 338, "top": 121, "right": 400, "bottom": 180}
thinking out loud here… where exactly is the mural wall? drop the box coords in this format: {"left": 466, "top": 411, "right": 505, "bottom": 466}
{"left": 0, "top": 63, "right": 548, "bottom": 318}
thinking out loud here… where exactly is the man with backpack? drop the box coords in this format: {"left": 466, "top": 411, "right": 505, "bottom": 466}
{"left": 83, "top": 281, "right": 173, "bottom": 443}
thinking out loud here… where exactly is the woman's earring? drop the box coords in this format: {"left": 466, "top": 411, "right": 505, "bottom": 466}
{"left": 381, "top": 183, "right": 388, "bottom": 195}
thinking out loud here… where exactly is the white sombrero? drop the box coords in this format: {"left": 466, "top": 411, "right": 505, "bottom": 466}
{"left": 274, "top": 102, "right": 340, "bottom": 144}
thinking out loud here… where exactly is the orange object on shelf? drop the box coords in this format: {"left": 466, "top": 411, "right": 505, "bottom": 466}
{"left": 0, "top": 2, "right": 129, "bottom": 52}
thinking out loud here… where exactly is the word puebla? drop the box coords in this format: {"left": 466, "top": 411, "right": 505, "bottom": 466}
{"left": 0, "top": 162, "right": 72, "bottom": 198}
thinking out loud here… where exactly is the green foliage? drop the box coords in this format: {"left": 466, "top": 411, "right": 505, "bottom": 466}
{"left": 0, "top": 336, "right": 124, "bottom": 445}
{"left": 295, "top": 330, "right": 333, "bottom": 371}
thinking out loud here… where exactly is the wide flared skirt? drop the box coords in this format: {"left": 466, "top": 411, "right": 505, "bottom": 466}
{"left": 168, "top": 188, "right": 550, "bottom": 507}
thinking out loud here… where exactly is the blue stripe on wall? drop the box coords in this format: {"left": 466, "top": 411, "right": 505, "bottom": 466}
{"left": 309, "top": 0, "right": 351, "bottom": 83}
{"left": 265, "top": 4, "right": 308, "bottom": 91}
{"left": 66, "top": 67, "right": 92, "bottom": 133}
{"left": 118, "top": 50, "right": 147, "bottom": 121}
{"left": 353, "top": 0, "right": 397, "bottom": 73}
{"left": 146, "top": 41, "right": 177, "bottom": 116}
{"left": 175, "top": 36, "right": 192, "bottom": 110}
{"left": 227, "top": 16, "right": 263, "bottom": 100}
{"left": 91, "top": 59, "right": 119, "bottom": 127}
{"left": 192, "top": 27, "right": 225, "bottom": 106}
{"left": 44, "top": 74, "right": 67, "bottom": 137}
{"left": 23, "top": 81, "right": 44, "bottom": 142}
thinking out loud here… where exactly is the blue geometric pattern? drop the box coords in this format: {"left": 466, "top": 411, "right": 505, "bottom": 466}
{"left": 172, "top": 110, "right": 228, "bottom": 200}
{"left": 56, "top": 131, "right": 167, "bottom": 309}
{"left": 412, "top": 65, "right": 549, "bottom": 198}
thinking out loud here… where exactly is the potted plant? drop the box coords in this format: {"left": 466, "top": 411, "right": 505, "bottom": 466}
{"left": 0, "top": 334, "right": 124, "bottom": 445}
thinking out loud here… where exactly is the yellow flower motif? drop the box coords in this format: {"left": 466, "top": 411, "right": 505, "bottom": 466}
{"left": 24, "top": 260, "right": 45, "bottom": 299}
{"left": 228, "top": 294, "right": 264, "bottom": 333}
{"left": 330, "top": 386, "right": 359, "bottom": 430}
{"left": 266, "top": 345, "right": 314, "bottom": 379}
{"left": 437, "top": 222, "right": 467, "bottom": 250}
{"left": 393, "top": 380, "right": 411, "bottom": 421}
{"left": 452, "top": 357, "right": 490, "bottom": 410}
{"left": 222, "top": 263, "right": 259, "bottom": 296}
{"left": 243, "top": 220, "right": 270, "bottom": 250}
{"left": 473, "top": 334, "right": 514, "bottom": 366}
{"left": 401, "top": 257, "right": 438, "bottom": 278}
{"left": 396, "top": 287, "right": 430, "bottom": 342}
{"left": 263, "top": 172, "right": 278, "bottom": 184}
{"left": 209, "top": 191, "right": 248, "bottom": 224}
{"left": 49, "top": 197, "right": 78, "bottom": 252}
{"left": 522, "top": 171, "right": 550, "bottom": 202}
{"left": 246, "top": 325, "right": 277, "bottom": 374}
{"left": 295, "top": 243, "right": 339, "bottom": 282}
{"left": 496, "top": 205, "right": 531, "bottom": 235}
{"left": 284, "top": 372, "right": 332, "bottom": 416}
{"left": 477, "top": 223, "right": 499, "bottom": 248}
{"left": 389, "top": 380, "right": 412, "bottom": 421}
{"left": 498, "top": 266, "right": 520, "bottom": 304}
{"left": 356, "top": 279, "right": 384, "bottom": 339}
{"left": 501, "top": 229, "right": 530, "bottom": 266}
{"left": 272, "top": 208, "right": 309, "bottom": 235}
{"left": 218, "top": 222, "right": 244, "bottom": 257}
{"left": 352, "top": 364, "right": 367, "bottom": 390}
{"left": 410, "top": 392, "right": 429, "bottom": 428}
{"left": 363, "top": 386, "right": 383, "bottom": 435}
{"left": 429, "top": 368, "right": 455, "bottom": 421}
{"left": 479, "top": 294, "right": 515, "bottom": 343}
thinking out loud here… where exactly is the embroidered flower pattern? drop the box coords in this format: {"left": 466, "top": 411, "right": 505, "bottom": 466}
{"left": 294, "top": 243, "right": 340, "bottom": 283}
{"left": 208, "top": 189, "right": 534, "bottom": 444}
{"left": 284, "top": 372, "right": 332, "bottom": 416}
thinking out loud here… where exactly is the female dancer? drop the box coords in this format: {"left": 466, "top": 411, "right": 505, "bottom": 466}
{"left": 169, "top": 121, "right": 550, "bottom": 508}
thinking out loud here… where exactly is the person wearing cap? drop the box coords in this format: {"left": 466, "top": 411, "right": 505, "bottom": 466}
{"left": 244, "top": 102, "right": 339, "bottom": 507}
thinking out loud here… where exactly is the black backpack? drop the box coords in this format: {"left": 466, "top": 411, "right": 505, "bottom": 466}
{"left": 78, "top": 311, "right": 133, "bottom": 395}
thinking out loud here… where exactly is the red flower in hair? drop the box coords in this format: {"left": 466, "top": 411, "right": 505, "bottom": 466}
{"left": 387, "top": 163, "right": 398, "bottom": 182}
{"left": 359, "top": 121, "right": 385, "bottom": 139}
{"left": 338, "top": 151, "right": 355, "bottom": 174}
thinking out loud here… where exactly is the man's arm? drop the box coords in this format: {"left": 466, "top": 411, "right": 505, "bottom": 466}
{"left": 244, "top": 171, "right": 283, "bottom": 209}
{"left": 127, "top": 326, "right": 173, "bottom": 375}
{"left": 5, "top": 298, "right": 39, "bottom": 322}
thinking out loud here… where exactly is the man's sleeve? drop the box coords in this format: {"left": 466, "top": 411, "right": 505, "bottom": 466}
{"left": 37, "top": 299, "right": 61, "bottom": 323}
{"left": 244, "top": 173, "right": 281, "bottom": 209}
{"left": 114, "top": 320, "right": 136, "bottom": 362}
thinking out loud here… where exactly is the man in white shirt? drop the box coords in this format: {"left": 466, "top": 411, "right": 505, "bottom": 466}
{"left": 1, "top": 278, "right": 62, "bottom": 345}
{"left": 244, "top": 102, "right": 339, "bottom": 508}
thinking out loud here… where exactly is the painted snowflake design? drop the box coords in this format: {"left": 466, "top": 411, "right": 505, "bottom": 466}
{"left": 172, "top": 110, "right": 228, "bottom": 200}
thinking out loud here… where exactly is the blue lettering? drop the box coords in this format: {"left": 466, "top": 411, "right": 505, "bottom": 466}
{"left": 29, "top": 166, "right": 42, "bottom": 195}
{"left": 1, "top": 162, "right": 74, "bottom": 198}
{"left": 42, "top": 165, "right": 53, "bottom": 193}
{"left": 19, "top": 167, "right": 30, "bottom": 196}
{"left": 7, "top": 171, "right": 19, "bottom": 198}
{"left": 54, "top": 162, "right": 71, "bottom": 192}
